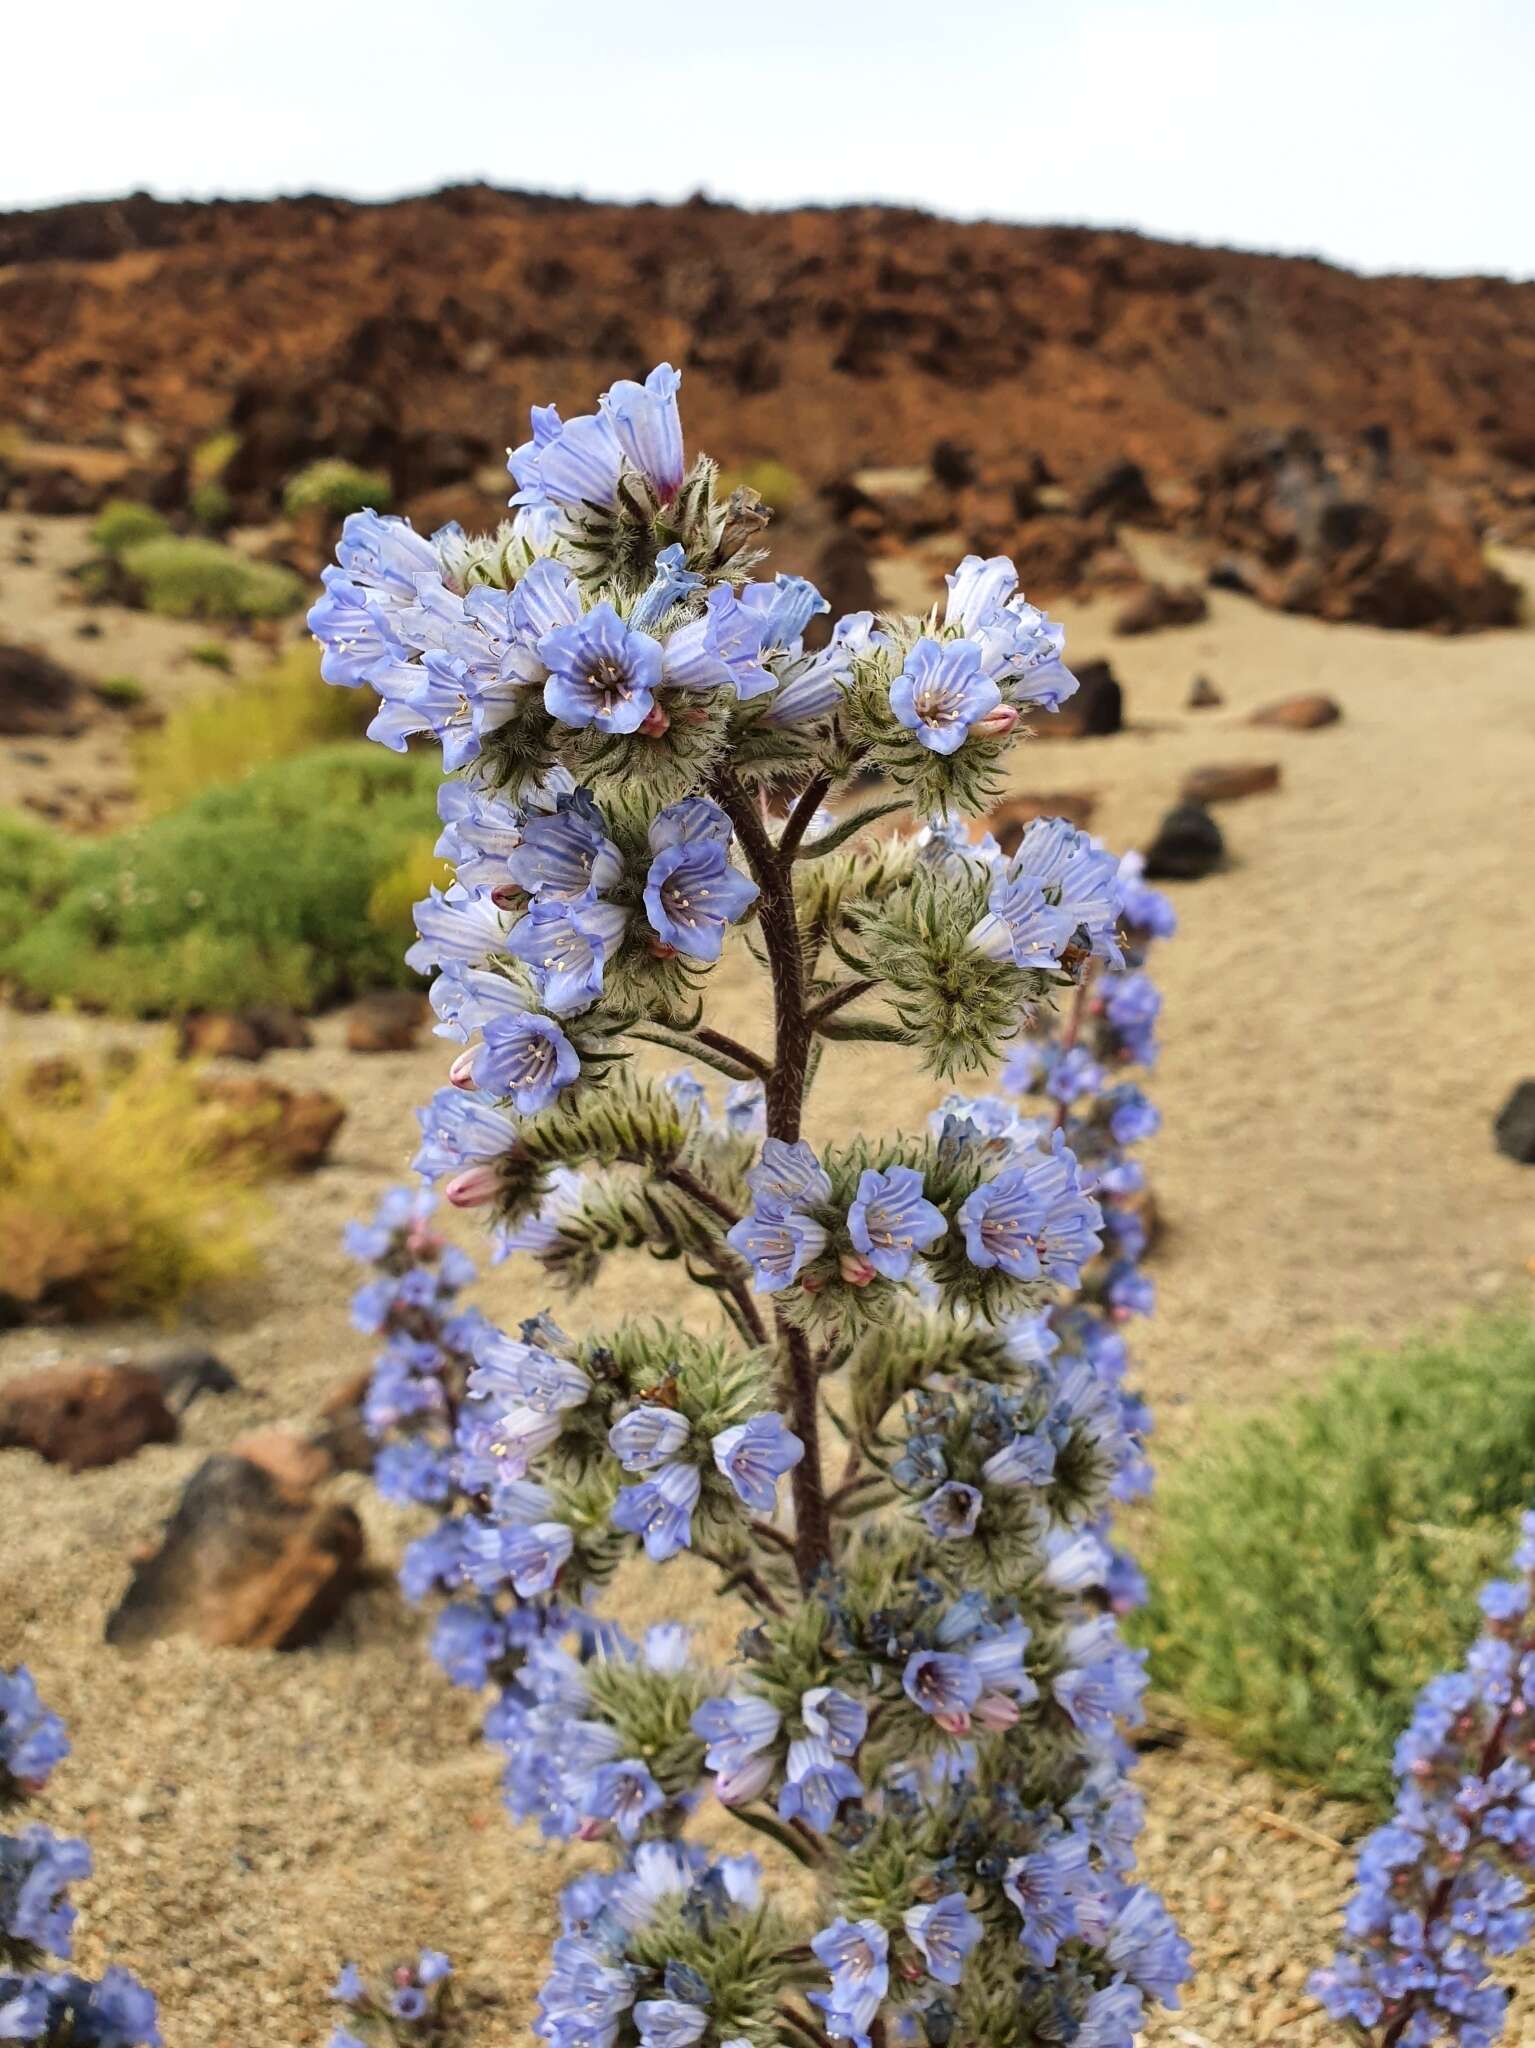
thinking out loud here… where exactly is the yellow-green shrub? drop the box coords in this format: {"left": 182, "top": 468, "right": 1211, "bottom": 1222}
{"left": 283, "top": 458, "right": 392, "bottom": 520}
{"left": 134, "top": 645, "right": 368, "bottom": 814}
{"left": 0, "top": 1045, "right": 264, "bottom": 1322}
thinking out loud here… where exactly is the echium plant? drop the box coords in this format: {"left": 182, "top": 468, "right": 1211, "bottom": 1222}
{"left": 344, "top": 1184, "right": 575, "bottom": 1692}
{"left": 328, "top": 1951, "right": 456, "bottom": 2046}
{"left": 1312, "top": 1514, "right": 1535, "bottom": 2047}
{"left": 998, "top": 846, "right": 1177, "bottom": 1616}
{"left": 1, "top": 1667, "right": 160, "bottom": 2046}
{"left": 311, "top": 364, "right": 1190, "bottom": 2048}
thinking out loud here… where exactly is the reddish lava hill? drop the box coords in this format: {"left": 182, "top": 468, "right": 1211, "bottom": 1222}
{"left": 4, "top": 185, "right": 1535, "bottom": 514}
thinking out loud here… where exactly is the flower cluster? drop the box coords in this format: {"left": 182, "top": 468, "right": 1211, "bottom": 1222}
{"left": 1312, "top": 1515, "right": 1535, "bottom": 2046}
{"left": 342, "top": 1188, "right": 568, "bottom": 1697}
{"left": 328, "top": 1951, "right": 455, "bottom": 2046}
{"left": 318, "top": 364, "right": 1188, "bottom": 2046}
{"left": 0, "top": 1667, "right": 160, "bottom": 2046}
{"left": 996, "top": 842, "right": 1176, "bottom": 1612}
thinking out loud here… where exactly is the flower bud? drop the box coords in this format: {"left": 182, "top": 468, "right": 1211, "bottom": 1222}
{"left": 934, "top": 1708, "right": 973, "bottom": 1736}
{"left": 972, "top": 1692, "right": 1021, "bottom": 1731}
{"left": 444, "top": 1164, "right": 502, "bottom": 1208}
{"left": 448, "top": 1048, "right": 479, "bottom": 1090}
{"left": 969, "top": 703, "right": 1019, "bottom": 740}
{"left": 639, "top": 702, "right": 672, "bottom": 738}
{"left": 714, "top": 1750, "right": 777, "bottom": 1806}
{"left": 839, "top": 1252, "right": 877, "bottom": 1288}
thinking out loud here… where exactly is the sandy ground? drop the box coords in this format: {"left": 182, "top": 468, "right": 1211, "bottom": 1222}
{"left": 2, "top": 517, "right": 1534, "bottom": 2044}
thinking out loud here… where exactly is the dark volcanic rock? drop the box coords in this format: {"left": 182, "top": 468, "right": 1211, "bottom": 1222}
{"left": 1144, "top": 802, "right": 1225, "bottom": 881}
{"left": 1114, "top": 582, "right": 1209, "bottom": 635}
{"left": 1033, "top": 660, "right": 1123, "bottom": 739}
{"left": 1187, "top": 674, "right": 1224, "bottom": 709}
{"left": 1494, "top": 1082, "right": 1535, "bottom": 1165}
{"left": 0, "top": 645, "right": 90, "bottom": 737}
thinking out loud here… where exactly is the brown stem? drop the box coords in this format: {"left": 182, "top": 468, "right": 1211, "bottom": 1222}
{"left": 696, "top": 1544, "right": 787, "bottom": 1618}
{"left": 695, "top": 1026, "right": 773, "bottom": 1080}
{"left": 805, "top": 978, "right": 877, "bottom": 1030}
{"left": 663, "top": 1162, "right": 741, "bottom": 1230}
{"left": 713, "top": 767, "right": 833, "bottom": 1586}
{"left": 779, "top": 773, "right": 834, "bottom": 859}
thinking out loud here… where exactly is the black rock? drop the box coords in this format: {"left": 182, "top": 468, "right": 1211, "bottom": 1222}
{"left": 930, "top": 438, "right": 977, "bottom": 490}
{"left": 1494, "top": 1081, "right": 1535, "bottom": 1165}
{"left": 1207, "top": 558, "right": 1254, "bottom": 594}
{"left": 1144, "top": 802, "right": 1224, "bottom": 881}
{"left": 1070, "top": 660, "right": 1123, "bottom": 736}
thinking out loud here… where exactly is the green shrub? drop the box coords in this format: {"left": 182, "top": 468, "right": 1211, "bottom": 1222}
{"left": 134, "top": 644, "right": 369, "bottom": 816}
{"left": 189, "top": 479, "right": 235, "bottom": 534}
{"left": 118, "top": 535, "right": 304, "bottom": 621}
{"left": 1135, "top": 1314, "right": 1535, "bottom": 1804}
{"left": 89, "top": 498, "right": 171, "bottom": 556}
{"left": 94, "top": 675, "right": 147, "bottom": 706}
{"left": 283, "top": 457, "right": 392, "bottom": 520}
{"left": 0, "top": 809, "right": 61, "bottom": 948}
{"left": 0, "top": 747, "right": 441, "bottom": 1015}
{"left": 188, "top": 641, "right": 234, "bottom": 672}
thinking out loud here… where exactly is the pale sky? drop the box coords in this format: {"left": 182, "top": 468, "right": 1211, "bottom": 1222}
{"left": 6, "top": 0, "right": 1530, "bottom": 279}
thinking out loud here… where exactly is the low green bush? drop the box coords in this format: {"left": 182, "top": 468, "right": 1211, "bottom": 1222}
{"left": 134, "top": 644, "right": 369, "bottom": 816}
{"left": 1135, "top": 1313, "right": 1535, "bottom": 1804}
{"left": 117, "top": 535, "right": 304, "bottom": 621}
{"left": 0, "top": 810, "right": 60, "bottom": 948}
{"left": 0, "top": 747, "right": 441, "bottom": 1015}
{"left": 89, "top": 498, "right": 172, "bottom": 556}
{"left": 189, "top": 479, "right": 235, "bottom": 534}
{"left": 94, "top": 675, "right": 147, "bottom": 706}
{"left": 283, "top": 457, "right": 392, "bottom": 520}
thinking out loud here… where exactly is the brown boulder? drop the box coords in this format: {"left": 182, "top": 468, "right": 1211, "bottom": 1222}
{"left": 1192, "top": 428, "right": 1519, "bottom": 632}
{"left": 178, "top": 1011, "right": 267, "bottom": 1061}
{"left": 1250, "top": 692, "right": 1343, "bottom": 730}
{"left": 1187, "top": 674, "right": 1224, "bottom": 709}
{"left": 984, "top": 793, "right": 1098, "bottom": 855}
{"left": 105, "top": 1453, "right": 365, "bottom": 1652}
{"left": 228, "top": 1427, "right": 336, "bottom": 1499}
{"left": 1113, "top": 582, "right": 1209, "bottom": 635}
{"left": 314, "top": 1368, "right": 377, "bottom": 1476}
{"left": 197, "top": 1075, "right": 346, "bottom": 1173}
{"left": 1073, "top": 458, "right": 1160, "bottom": 525}
{"left": 0, "top": 1362, "right": 179, "bottom": 1472}
{"left": 1180, "top": 762, "right": 1282, "bottom": 804}
{"left": 345, "top": 989, "right": 430, "bottom": 1053}
{"left": 0, "top": 645, "right": 90, "bottom": 737}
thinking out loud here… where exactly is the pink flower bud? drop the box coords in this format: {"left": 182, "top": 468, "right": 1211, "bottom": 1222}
{"left": 714, "top": 1750, "right": 776, "bottom": 1806}
{"left": 647, "top": 936, "right": 679, "bottom": 960}
{"left": 490, "top": 883, "right": 528, "bottom": 911}
{"left": 969, "top": 703, "right": 1019, "bottom": 740}
{"left": 576, "top": 1817, "right": 609, "bottom": 1842}
{"left": 934, "top": 1708, "right": 973, "bottom": 1736}
{"left": 973, "top": 1692, "right": 1021, "bottom": 1731}
{"left": 448, "top": 1049, "right": 479, "bottom": 1090}
{"left": 444, "top": 1164, "right": 502, "bottom": 1208}
{"left": 839, "top": 1252, "right": 877, "bottom": 1288}
{"left": 640, "top": 702, "right": 671, "bottom": 738}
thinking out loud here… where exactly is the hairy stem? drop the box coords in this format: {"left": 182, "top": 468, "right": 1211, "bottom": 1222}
{"left": 663, "top": 1162, "right": 742, "bottom": 1230}
{"left": 713, "top": 768, "right": 833, "bottom": 1586}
